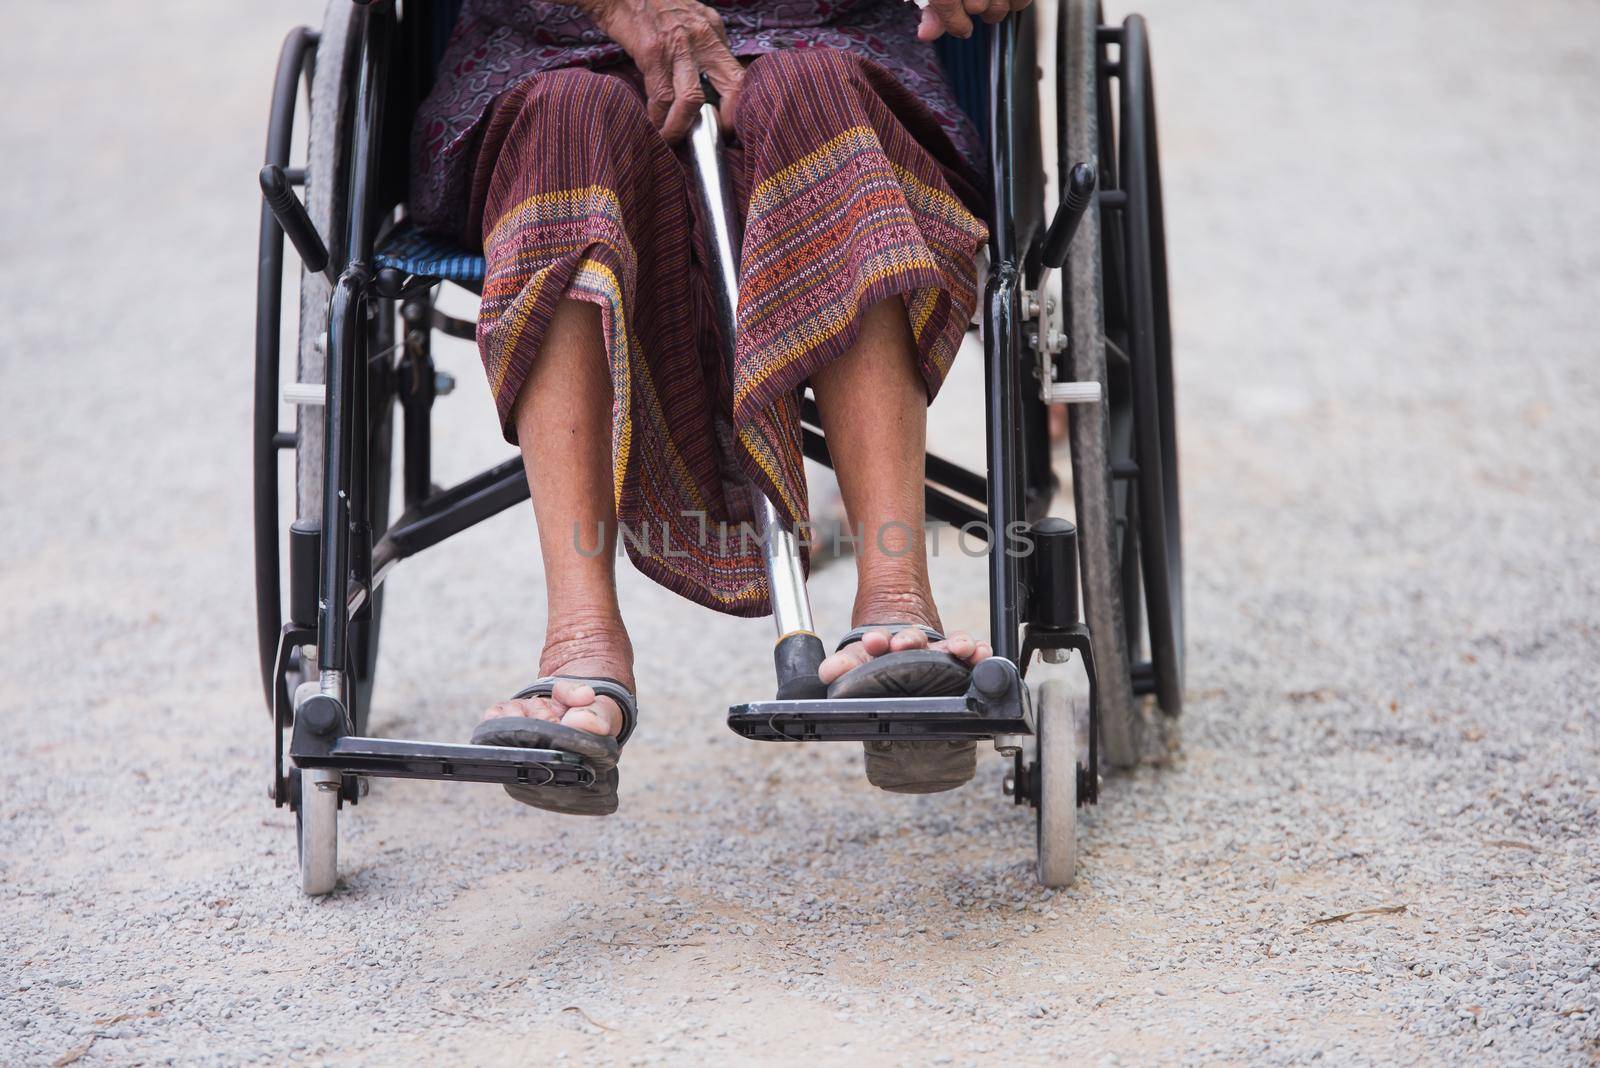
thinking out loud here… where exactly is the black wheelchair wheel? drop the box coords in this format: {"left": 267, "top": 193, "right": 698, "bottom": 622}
{"left": 300, "top": 0, "right": 395, "bottom": 736}
{"left": 254, "top": 0, "right": 393, "bottom": 736}
{"left": 1059, "top": 1, "right": 1183, "bottom": 767}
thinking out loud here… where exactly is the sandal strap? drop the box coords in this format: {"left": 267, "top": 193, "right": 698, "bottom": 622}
{"left": 834, "top": 623, "right": 946, "bottom": 653}
{"left": 511, "top": 675, "right": 637, "bottom": 747}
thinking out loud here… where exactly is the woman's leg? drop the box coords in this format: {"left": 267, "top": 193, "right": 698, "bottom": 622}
{"left": 730, "top": 48, "right": 991, "bottom": 684}
{"left": 481, "top": 299, "right": 632, "bottom": 735}
{"left": 810, "top": 297, "right": 992, "bottom": 685}
{"left": 469, "top": 67, "right": 715, "bottom": 734}
{"left": 729, "top": 48, "right": 991, "bottom": 792}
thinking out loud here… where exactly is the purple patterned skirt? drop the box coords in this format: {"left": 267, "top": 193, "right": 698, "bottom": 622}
{"left": 410, "top": 0, "right": 985, "bottom": 241}
{"left": 411, "top": 7, "right": 990, "bottom": 616}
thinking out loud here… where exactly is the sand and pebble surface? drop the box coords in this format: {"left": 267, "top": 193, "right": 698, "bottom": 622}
{"left": 2, "top": 0, "right": 1597, "bottom": 1063}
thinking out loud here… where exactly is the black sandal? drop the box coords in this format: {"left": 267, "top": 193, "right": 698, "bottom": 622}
{"left": 470, "top": 676, "right": 637, "bottom": 816}
{"left": 827, "top": 624, "right": 978, "bottom": 795}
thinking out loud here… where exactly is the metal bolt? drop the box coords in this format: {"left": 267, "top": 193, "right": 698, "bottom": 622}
{"left": 314, "top": 780, "right": 341, "bottom": 792}
{"left": 1002, "top": 773, "right": 1016, "bottom": 796}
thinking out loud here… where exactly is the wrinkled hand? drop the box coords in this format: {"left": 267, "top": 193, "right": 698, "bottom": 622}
{"left": 916, "top": 0, "right": 1033, "bottom": 42}
{"left": 577, "top": 0, "right": 744, "bottom": 140}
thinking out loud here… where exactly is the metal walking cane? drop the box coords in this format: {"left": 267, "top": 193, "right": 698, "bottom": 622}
{"left": 686, "top": 78, "right": 829, "bottom": 700}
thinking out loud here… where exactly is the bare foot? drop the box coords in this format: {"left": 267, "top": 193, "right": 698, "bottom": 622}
{"left": 481, "top": 615, "right": 634, "bottom": 737}
{"left": 817, "top": 598, "right": 992, "bottom": 686}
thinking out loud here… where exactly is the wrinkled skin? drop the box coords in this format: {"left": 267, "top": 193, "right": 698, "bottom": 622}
{"left": 573, "top": 0, "right": 1033, "bottom": 141}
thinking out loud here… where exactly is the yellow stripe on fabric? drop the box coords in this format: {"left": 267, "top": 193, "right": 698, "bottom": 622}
{"left": 743, "top": 170, "right": 898, "bottom": 265}
{"left": 565, "top": 258, "right": 634, "bottom": 506}
{"left": 484, "top": 186, "right": 637, "bottom": 400}
{"left": 628, "top": 357, "right": 709, "bottom": 512}
{"left": 736, "top": 424, "right": 802, "bottom": 517}
{"left": 485, "top": 184, "right": 625, "bottom": 248}
{"left": 488, "top": 266, "right": 553, "bottom": 397}
{"left": 564, "top": 260, "right": 708, "bottom": 515}
{"left": 887, "top": 161, "right": 981, "bottom": 227}
{"left": 732, "top": 260, "right": 931, "bottom": 408}
{"left": 738, "top": 214, "right": 936, "bottom": 332}
{"left": 746, "top": 126, "right": 882, "bottom": 217}
{"left": 908, "top": 288, "right": 939, "bottom": 340}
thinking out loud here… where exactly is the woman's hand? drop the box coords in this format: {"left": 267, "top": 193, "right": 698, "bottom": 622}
{"left": 916, "top": 0, "right": 1033, "bottom": 42}
{"left": 575, "top": 0, "right": 745, "bottom": 141}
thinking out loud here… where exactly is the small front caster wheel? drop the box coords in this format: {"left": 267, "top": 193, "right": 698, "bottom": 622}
{"left": 1034, "top": 679, "right": 1078, "bottom": 887}
{"left": 296, "top": 767, "right": 340, "bottom": 896}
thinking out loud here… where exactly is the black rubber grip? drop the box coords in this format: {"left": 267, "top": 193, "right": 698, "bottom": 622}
{"left": 774, "top": 632, "right": 828, "bottom": 701}
{"left": 1041, "top": 162, "right": 1098, "bottom": 269}
{"left": 260, "top": 164, "right": 329, "bottom": 275}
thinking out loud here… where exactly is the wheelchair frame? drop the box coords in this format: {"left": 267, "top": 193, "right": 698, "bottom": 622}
{"left": 253, "top": 0, "right": 1181, "bottom": 893}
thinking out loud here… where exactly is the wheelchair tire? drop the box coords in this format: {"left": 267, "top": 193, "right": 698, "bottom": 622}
{"left": 1034, "top": 679, "right": 1078, "bottom": 887}
{"left": 1059, "top": 1, "right": 1184, "bottom": 768}
{"left": 297, "top": 0, "right": 393, "bottom": 733}
{"left": 296, "top": 767, "right": 340, "bottom": 896}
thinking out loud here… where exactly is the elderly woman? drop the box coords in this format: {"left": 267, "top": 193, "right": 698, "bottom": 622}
{"left": 411, "top": 0, "right": 1026, "bottom": 812}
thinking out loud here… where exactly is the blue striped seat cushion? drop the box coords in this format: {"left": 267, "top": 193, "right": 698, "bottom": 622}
{"left": 375, "top": 223, "right": 485, "bottom": 286}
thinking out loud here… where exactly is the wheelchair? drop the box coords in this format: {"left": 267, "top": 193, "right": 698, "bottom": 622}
{"left": 253, "top": 0, "right": 1182, "bottom": 895}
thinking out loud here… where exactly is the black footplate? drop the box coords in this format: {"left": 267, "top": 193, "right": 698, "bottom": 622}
{"left": 289, "top": 694, "right": 596, "bottom": 789}
{"left": 728, "top": 657, "right": 1031, "bottom": 742}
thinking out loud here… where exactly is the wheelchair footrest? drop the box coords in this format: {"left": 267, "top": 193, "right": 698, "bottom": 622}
{"left": 292, "top": 735, "right": 595, "bottom": 789}
{"left": 728, "top": 657, "right": 1032, "bottom": 742}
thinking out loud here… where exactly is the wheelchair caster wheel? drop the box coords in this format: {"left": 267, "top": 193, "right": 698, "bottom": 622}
{"left": 1034, "top": 680, "right": 1078, "bottom": 887}
{"left": 296, "top": 767, "right": 340, "bottom": 896}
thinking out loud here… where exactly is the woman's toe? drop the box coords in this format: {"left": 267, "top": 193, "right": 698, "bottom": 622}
{"left": 558, "top": 705, "right": 610, "bottom": 735}
{"left": 890, "top": 627, "right": 931, "bottom": 652}
{"left": 549, "top": 678, "right": 597, "bottom": 709}
{"left": 540, "top": 678, "right": 619, "bottom": 736}
{"left": 481, "top": 697, "right": 560, "bottom": 723}
{"left": 859, "top": 629, "right": 896, "bottom": 657}
{"left": 819, "top": 644, "right": 871, "bottom": 685}
{"left": 941, "top": 631, "right": 977, "bottom": 660}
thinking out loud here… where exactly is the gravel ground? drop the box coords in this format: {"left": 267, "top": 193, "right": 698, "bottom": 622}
{"left": 3, "top": 0, "right": 1598, "bottom": 1064}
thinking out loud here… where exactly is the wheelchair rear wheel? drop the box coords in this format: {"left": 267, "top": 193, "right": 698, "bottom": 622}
{"left": 299, "top": 0, "right": 395, "bottom": 735}
{"left": 253, "top": 0, "right": 393, "bottom": 739}
{"left": 1059, "top": 1, "right": 1184, "bottom": 767}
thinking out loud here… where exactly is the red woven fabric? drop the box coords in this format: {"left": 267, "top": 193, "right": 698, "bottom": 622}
{"left": 473, "top": 49, "right": 987, "bottom": 616}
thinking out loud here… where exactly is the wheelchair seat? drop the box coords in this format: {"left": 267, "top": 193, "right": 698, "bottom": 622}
{"left": 375, "top": 221, "right": 485, "bottom": 288}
